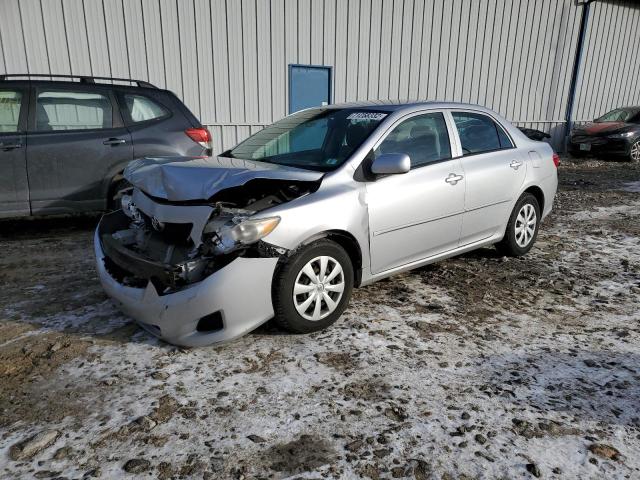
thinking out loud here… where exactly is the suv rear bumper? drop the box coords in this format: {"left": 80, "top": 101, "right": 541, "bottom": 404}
{"left": 94, "top": 227, "right": 278, "bottom": 347}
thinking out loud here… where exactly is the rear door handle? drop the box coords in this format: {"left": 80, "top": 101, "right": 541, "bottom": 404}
{"left": 510, "top": 160, "right": 523, "bottom": 170}
{"left": 103, "top": 138, "right": 126, "bottom": 146}
{"left": 445, "top": 173, "right": 464, "bottom": 185}
{"left": 0, "top": 142, "right": 22, "bottom": 151}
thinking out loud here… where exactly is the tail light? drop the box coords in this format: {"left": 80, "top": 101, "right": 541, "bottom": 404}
{"left": 552, "top": 153, "right": 560, "bottom": 167}
{"left": 185, "top": 127, "right": 212, "bottom": 151}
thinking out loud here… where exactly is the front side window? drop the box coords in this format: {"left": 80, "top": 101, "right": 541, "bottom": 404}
{"left": 0, "top": 90, "right": 22, "bottom": 133}
{"left": 375, "top": 112, "right": 452, "bottom": 168}
{"left": 452, "top": 111, "right": 513, "bottom": 155}
{"left": 226, "top": 108, "right": 387, "bottom": 172}
{"left": 124, "top": 94, "right": 168, "bottom": 123}
{"left": 35, "top": 90, "right": 113, "bottom": 131}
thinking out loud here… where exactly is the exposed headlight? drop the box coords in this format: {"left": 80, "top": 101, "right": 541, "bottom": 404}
{"left": 121, "top": 194, "right": 142, "bottom": 223}
{"left": 607, "top": 131, "right": 635, "bottom": 138}
{"left": 227, "top": 217, "right": 281, "bottom": 244}
{"left": 211, "top": 216, "right": 280, "bottom": 253}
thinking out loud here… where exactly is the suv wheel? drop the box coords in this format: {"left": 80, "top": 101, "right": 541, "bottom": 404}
{"left": 630, "top": 140, "right": 640, "bottom": 163}
{"left": 273, "top": 239, "right": 354, "bottom": 334}
{"left": 496, "top": 193, "right": 541, "bottom": 257}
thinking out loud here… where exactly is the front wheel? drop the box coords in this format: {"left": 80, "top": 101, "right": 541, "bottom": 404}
{"left": 272, "top": 239, "right": 354, "bottom": 334}
{"left": 629, "top": 140, "right": 640, "bottom": 163}
{"left": 495, "top": 193, "right": 541, "bottom": 257}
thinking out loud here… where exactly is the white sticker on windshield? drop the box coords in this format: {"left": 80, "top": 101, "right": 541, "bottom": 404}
{"left": 347, "top": 112, "right": 388, "bottom": 121}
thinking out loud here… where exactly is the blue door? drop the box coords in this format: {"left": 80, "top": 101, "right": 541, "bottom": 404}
{"left": 288, "top": 65, "right": 332, "bottom": 114}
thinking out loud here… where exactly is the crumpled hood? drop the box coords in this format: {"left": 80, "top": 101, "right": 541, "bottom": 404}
{"left": 124, "top": 156, "right": 324, "bottom": 201}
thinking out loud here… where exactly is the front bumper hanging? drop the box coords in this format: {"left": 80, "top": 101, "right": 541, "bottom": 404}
{"left": 94, "top": 213, "right": 280, "bottom": 347}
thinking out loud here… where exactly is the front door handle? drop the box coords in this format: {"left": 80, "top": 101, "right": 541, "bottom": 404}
{"left": 445, "top": 173, "right": 464, "bottom": 185}
{"left": 103, "top": 138, "right": 126, "bottom": 146}
{"left": 510, "top": 160, "right": 523, "bottom": 170}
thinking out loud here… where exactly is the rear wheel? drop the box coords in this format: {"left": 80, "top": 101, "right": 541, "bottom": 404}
{"left": 629, "top": 140, "right": 640, "bottom": 163}
{"left": 273, "top": 239, "right": 354, "bottom": 334}
{"left": 496, "top": 193, "right": 541, "bottom": 257}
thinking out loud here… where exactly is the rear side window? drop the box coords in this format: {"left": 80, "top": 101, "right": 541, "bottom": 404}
{"left": 35, "top": 90, "right": 113, "bottom": 131}
{"left": 0, "top": 90, "right": 22, "bottom": 133}
{"left": 124, "top": 94, "right": 168, "bottom": 123}
{"left": 452, "top": 111, "right": 513, "bottom": 155}
{"left": 376, "top": 112, "right": 451, "bottom": 168}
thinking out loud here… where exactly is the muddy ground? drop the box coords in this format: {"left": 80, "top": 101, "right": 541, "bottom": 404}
{"left": 0, "top": 159, "right": 639, "bottom": 479}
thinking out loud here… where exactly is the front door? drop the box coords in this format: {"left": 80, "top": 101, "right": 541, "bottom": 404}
{"left": 26, "top": 85, "right": 132, "bottom": 214}
{"left": 450, "top": 111, "right": 527, "bottom": 245}
{"left": 365, "top": 111, "right": 466, "bottom": 274}
{"left": 0, "top": 87, "right": 29, "bottom": 218}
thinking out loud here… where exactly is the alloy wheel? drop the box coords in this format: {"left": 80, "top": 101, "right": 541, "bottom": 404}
{"left": 515, "top": 203, "right": 537, "bottom": 248}
{"left": 631, "top": 141, "right": 640, "bottom": 162}
{"left": 293, "top": 255, "right": 345, "bottom": 321}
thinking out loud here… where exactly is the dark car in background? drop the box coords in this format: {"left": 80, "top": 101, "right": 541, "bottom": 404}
{"left": 568, "top": 106, "right": 640, "bottom": 162}
{"left": 0, "top": 74, "right": 211, "bottom": 218}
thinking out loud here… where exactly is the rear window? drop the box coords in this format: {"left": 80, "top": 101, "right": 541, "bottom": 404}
{"left": 124, "top": 94, "right": 168, "bottom": 123}
{"left": 452, "top": 111, "right": 513, "bottom": 155}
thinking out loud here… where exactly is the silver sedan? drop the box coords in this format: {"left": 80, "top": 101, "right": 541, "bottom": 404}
{"left": 95, "top": 101, "right": 558, "bottom": 347}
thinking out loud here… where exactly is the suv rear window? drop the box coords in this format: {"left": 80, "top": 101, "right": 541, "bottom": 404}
{"left": 124, "top": 94, "right": 168, "bottom": 123}
{"left": 36, "top": 90, "right": 113, "bottom": 131}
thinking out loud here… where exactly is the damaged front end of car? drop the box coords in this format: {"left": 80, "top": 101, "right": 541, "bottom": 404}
{"left": 98, "top": 178, "right": 319, "bottom": 295}
{"left": 94, "top": 156, "right": 325, "bottom": 346}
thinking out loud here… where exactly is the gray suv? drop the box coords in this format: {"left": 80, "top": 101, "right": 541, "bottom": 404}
{"left": 0, "top": 74, "right": 211, "bottom": 218}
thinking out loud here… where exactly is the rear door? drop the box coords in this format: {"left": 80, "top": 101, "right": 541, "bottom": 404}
{"left": 450, "top": 110, "right": 527, "bottom": 245}
{"left": 26, "top": 84, "right": 132, "bottom": 214}
{"left": 0, "top": 86, "right": 29, "bottom": 218}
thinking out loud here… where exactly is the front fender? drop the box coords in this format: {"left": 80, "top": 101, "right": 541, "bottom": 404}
{"left": 258, "top": 183, "right": 371, "bottom": 272}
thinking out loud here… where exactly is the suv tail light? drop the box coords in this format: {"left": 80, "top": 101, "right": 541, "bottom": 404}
{"left": 552, "top": 153, "right": 560, "bottom": 167}
{"left": 185, "top": 127, "right": 212, "bottom": 151}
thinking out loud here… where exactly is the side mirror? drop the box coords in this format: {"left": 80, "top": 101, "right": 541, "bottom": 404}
{"left": 370, "top": 153, "right": 410, "bottom": 175}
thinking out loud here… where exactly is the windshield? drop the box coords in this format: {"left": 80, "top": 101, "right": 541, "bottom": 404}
{"left": 225, "top": 108, "right": 388, "bottom": 171}
{"left": 595, "top": 108, "right": 638, "bottom": 123}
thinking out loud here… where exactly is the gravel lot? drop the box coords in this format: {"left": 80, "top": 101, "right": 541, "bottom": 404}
{"left": 0, "top": 159, "right": 639, "bottom": 479}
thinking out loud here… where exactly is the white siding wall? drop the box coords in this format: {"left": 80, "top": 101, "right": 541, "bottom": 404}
{"left": 0, "top": 0, "right": 636, "bottom": 152}
{"left": 574, "top": 0, "right": 640, "bottom": 122}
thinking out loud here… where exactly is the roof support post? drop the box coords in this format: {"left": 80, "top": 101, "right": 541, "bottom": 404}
{"left": 564, "top": 0, "right": 596, "bottom": 151}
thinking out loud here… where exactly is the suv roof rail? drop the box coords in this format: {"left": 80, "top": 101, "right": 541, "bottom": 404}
{"left": 0, "top": 73, "right": 157, "bottom": 88}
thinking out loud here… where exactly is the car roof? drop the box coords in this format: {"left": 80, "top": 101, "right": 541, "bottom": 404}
{"left": 323, "top": 100, "right": 497, "bottom": 114}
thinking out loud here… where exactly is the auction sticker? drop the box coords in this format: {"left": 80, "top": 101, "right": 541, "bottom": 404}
{"left": 347, "top": 112, "right": 388, "bottom": 121}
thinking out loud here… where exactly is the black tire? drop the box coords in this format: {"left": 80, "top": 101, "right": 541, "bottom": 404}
{"left": 629, "top": 139, "right": 640, "bottom": 163}
{"left": 273, "top": 239, "right": 354, "bottom": 334}
{"left": 495, "top": 192, "right": 541, "bottom": 257}
{"left": 108, "top": 178, "right": 132, "bottom": 210}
